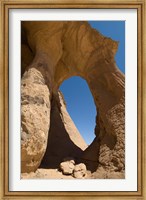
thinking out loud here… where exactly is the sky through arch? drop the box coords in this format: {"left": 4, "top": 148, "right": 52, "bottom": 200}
{"left": 60, "top": 76, "right": 96, "bottom": 145}
{"left": 60, "top": 21, "right": 125, "bottom": 145}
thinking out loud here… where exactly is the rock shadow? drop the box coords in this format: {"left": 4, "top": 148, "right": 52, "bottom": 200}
{"left": 40, "top": 92, "right": 85, "bottom": 169}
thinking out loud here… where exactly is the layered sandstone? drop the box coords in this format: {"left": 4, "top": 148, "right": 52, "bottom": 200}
{"left": 21, "top": 21, "right": 125, "bottom": 177}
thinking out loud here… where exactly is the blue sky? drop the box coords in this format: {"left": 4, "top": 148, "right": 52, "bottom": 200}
{"left": 60, "top": 21, "right": 125, "bottom": 145}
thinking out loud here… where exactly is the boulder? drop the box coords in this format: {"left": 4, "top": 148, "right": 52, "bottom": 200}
{"left": 60, "top": 160, "right": 75, "bottom": 175}
{"left": 73, "top": 163, "right": 87, "bottom": 178}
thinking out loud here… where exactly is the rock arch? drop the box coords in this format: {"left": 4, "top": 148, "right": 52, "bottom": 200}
{"left": 21, "top": 21, "right": 125, "bottom": 175}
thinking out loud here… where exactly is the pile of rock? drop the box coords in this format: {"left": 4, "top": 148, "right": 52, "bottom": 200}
{"left": 59, "top": 157, "right": 87, "bottom": 179}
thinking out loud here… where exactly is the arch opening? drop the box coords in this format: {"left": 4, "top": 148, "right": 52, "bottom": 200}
{"left": 40, "top": 76, "right": 99, "bottom": 170}
{"left": 59, "top": 76, "right": 96, "bottom": 145}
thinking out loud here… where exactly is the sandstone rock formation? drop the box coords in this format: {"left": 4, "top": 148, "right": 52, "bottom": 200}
{"left": 21, "top": 21, "right": 125, "bottom": 177}
{"left": 21, "top": 68, "right": 51, "bottom": 172}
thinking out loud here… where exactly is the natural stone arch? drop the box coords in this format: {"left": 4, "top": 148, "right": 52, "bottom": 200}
{"left": 21, "top": 21, "right": 125, "bottom": 175}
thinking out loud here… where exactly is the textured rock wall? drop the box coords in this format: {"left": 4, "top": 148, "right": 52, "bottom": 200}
{"left": 21, "top": 68, "right": 51, "bottom": 172}
{"left": 21, "top": 21, "right": 125, "bottom": 175}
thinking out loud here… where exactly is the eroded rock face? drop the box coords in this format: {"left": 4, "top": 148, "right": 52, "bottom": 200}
{"left": 21, "top": 21, "right": 125, "bottom": 176}
{"left": 21, "top": 68, "right": 51, "bottom": 172}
